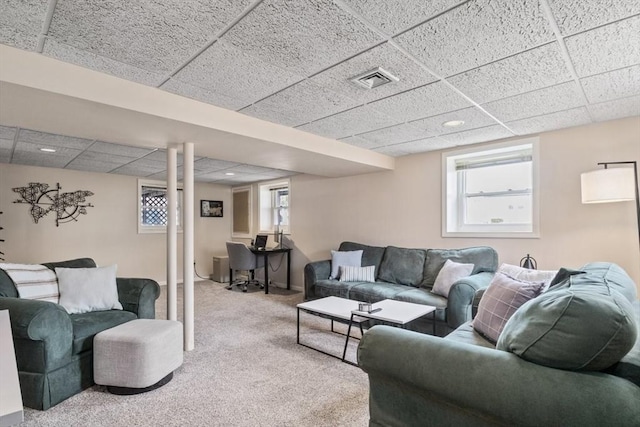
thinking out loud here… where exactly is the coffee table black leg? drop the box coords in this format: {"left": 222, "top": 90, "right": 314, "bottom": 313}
{"left": 342, "top": 314, "right": 355, "bottom": 362}
{"left": 296, "top": 308, "right": 300, "bottom": 344}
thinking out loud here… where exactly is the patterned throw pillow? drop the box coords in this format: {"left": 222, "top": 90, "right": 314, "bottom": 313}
{"left": 0, "top": 263, "right": 59, "bottom": 303}
{"left": 473, "top": 272, "right": 545, "bottom": 343}
{"left": 339, "top": 265, "right": 376, "bottom": 282}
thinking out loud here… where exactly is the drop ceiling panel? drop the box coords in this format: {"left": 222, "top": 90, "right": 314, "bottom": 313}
{"left": 241, "top": 80, "right": 361, "bottom": 127}
{"left": 482, "top": 81, "right": 585, "bottom": 123}
{"left": 173, "top": 40, "right": 305, "bottom": 107}
{"left": 357, "top": 123, "right": 430, "bottom": 146}
{"left": 42, "top": 39, "right": 166, "bottom": 87}
{"left": 161, "top": 79, "right": 248, "bottom": 111}
{"left": 0, "top": 125, "right": 16, "bottom": 140}
{"left": 309, "top": 42, "right": 437, "bottom": 104}
{"left": 17, "top": 129, "right": 94, "bottom": 150}
{"left": 448, "top": 43, "right": 572, "bottom": 104}
{"left": 339, "top": 0, "right": 461, "bottom": 36}
{"left": 374, "top": 137, "right": 452, "bottom": 156}
{"left": 548, "top": 0, "right": 640, "bottom": 35}
{"left": 565, "top": 16, "right": 640, "bottom": 77}
{"left": 410, "top": 107, "right": 497, "bottom": 136}
{"left": 297, "top": 105, "right": 399, "bottom": 139}
{"left": 65, "top": 158, "right": 125, "bottom": 173}
{"left": 48, "top": 0, "right": 253, "bottom": 74}
{"left": 507, "top": 107, "right": 592, "bottom": 135}
{"left": 13, "top": 141, "right": 82, "bottom": 168}
{"left": 437, "top": 125, "right": 514, "bottom": 146}
{"left": 394, "top": 0, "right": 555, "bottom": 77}
{"left": 581, "top": 65, "right": 640, "bottom": 105}
{"left": 143, "top": 150, "right": 183, "bottom": 165}
{"left": 87, "top": 141, "right": 155, "bottom": 158}
{"left": 193, "top": 158, "right": 240, "bottom": 173}
{"left": 368, "top": 81, "right": 471, "bottom": 122}
{"left": 339, "top": 135, "right": 385, "bottom": 150}
{"left": 368, "top": 144, "right": 410, "bottom": 156}
{"left": 589, "top": 95, "right": 640, "bottom": 122}
{"left": 72, "top": 150, "right": 137, "bottom": 166}
{"left": 222, "top": 0, "right": 383, "bottom": 76}
{"left": 111, "top": 164, "right": 163, "bottom": 177}
{"left": 0, "top": 0, "right": 48, "bottom": 50}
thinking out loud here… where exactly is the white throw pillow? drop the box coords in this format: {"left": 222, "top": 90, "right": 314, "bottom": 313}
{"left": 330, "top": 250, "right": 363, "bottom": 280}
{"left": 339, "top": 265, "right": 376, "bottom": 282}
{"left": 498, "top": 263, "right": 558, "bottom": 291}
{"left": 0, "top": 263, "right": 59, "bottom": 303}
{"left": 432, "top": 259, "right": 474, "bottom": 298}
{"left": 56, "top": 265, "right": 123, "bottom": 314}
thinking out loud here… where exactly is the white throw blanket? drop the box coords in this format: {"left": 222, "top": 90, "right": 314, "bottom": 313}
{"left": 0, "top": 263, "right": 59, "bottom": 304}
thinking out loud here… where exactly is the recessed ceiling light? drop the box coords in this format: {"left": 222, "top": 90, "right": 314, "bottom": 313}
{"left": 225, "top": 172, "right": 235, "bottom": 176}
{"left": 39, "top": 147, "right": 57, "bottom": 153}
{"left": 442, "top": 120, "right": 465, "bottom": 127}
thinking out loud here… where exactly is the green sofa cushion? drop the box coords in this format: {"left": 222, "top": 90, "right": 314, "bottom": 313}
{"left": 71, "top": 310, "right": 137, "bottom": 354}
{"left": 497, "top": 264, "right": 638, "bottom": 371}
{"left": 349, "top": 282, "right": 408, "bottom": 303}
{"left": 422, "top": 247, "right": 498, "bottom": 289}
{"left": 377, "top": 246, "right": 426, "bottom": 286}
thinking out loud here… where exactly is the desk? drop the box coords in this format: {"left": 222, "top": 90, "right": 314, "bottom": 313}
{"left": 250, "top": 247, "right": 291, "bottom": 294}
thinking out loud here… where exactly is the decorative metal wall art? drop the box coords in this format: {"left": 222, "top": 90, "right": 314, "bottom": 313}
{"left": 13, "top": 182, "right": 94, "bottom": 227}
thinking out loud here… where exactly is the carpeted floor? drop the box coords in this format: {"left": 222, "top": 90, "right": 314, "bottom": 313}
{"left": 21, "top": 281, "right": 370, "bottom": 426}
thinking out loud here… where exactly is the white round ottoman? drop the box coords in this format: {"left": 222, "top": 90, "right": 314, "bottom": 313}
{"left": 94, "top": 319, "right": 183, "bottom": 395}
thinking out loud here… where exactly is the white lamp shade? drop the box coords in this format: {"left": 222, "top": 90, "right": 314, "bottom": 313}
{"left": 581, "top": 168, "right": 635, "bottom": 204}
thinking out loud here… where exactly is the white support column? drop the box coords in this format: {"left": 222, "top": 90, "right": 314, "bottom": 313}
{"left": 166, "top": 146, "right": 178, "bottom": 321}
{"left": 183, "top": 142, "right": 195, "bottom": 351}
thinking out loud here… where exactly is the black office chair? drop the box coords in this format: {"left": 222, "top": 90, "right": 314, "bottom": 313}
{"left": 226, "top": 241, "right": 265, "bottom": 292}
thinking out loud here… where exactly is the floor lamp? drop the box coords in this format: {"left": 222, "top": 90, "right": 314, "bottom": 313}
{"left": 581, "top": 161, "right": 640, "bottom": 256}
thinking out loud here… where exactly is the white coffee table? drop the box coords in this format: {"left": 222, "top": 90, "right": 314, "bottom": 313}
{"left": 296, "top": 296, "right": 436, "bottom": 365}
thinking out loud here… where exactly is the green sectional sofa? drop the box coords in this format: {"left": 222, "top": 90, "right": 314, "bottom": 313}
{"left": 0, "top": 258, "right": 160, "bottom": 410}
{"left": 357, "top": 262, "right": 640, "bottom": 426}
{"left": 304, "top": 241, "right": 498, "bottom": 335}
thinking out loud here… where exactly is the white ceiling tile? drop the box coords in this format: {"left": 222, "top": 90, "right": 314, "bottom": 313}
{"left": 548, "top": 0, "right": 640, "bottom": 35}
{"left": 0, "top": 137, "right": 14, "bottom": 162}
{"left": 143, "top": 150, "right": 182, "bottom": 164}
{"left": 222, "top": 0, "right": 383, "bottom": 76}
{"left": 48, "top": 0, "right": 253, "bottom": 74}
{"left": 13, "top": 141, "right": 81, "bottom": 167}
{"left": 589, "top": 95, "right": 640, "bottom": 122}
{"left": 339, "top": 135, "right": 385, "bottom": 149}
{"left": 241, "top": 80, "right": 360, "bottom": 127}
{"left": 146, "top": 170, "right": 183, "bottom": 181}
{"left": 338, "top": 0, "right": 461, "bottom": 36}
{"left": 0, "top": 138, "right": 14, "bottom": 150}
{"left": 172, "top": 40, "right": 305, "bottom": 106}
{"left": 297, "top": 105, "right": 399, "bottom": 139}
{"left": 377, "top": 137, "right": 454, "bottom": 155}
{"left": 0, "top": 0, "right": 48, "bottom": 50}
{"left": 65, "top": 158, "right": 123, "bottom": 173}
{"left": 194, "top": 158, "right": 240, "bottom": 172}
{"left": 507, "top": 107, "right": 593, "bottom": 135}
{"left": 111, "top": 164, "right": 164, "bottom": 177}
{"left": 581, "top": 65, "right": 640, "bottom": 104}
{"left": 410, "top": 107, "right": 497, "bottom": 136}
{"left": 161, "top": 79, "right": 248, "bottom": 111}
{"left": 17, "top": 129, "right": 94, "bottom": 150}
{"left": 0, "top": 125, "right": 17, "bottom": 140}
{"left": 448, "top": 43, "right": 573, "bottom": 104}
{"left": 42, "top": 39, "right": 166, "bottom": 86}
{"left": 73, "top": 150, "right": 137, "bottom": 165}
{"left": 310, "top": 42, "right": 437, "bottom": 105}
{"left": 566, "top": 16, "right": 640, "bottom": 78}
{"left": 394, "top": 0, "right": 555, "bottom": 77}
{"left": 356, "top": 123, "right": 429, "bottom": 145}
{"left": 88, "top": 141, "right": 155, "bottom": 158}
{"left": 438, "top": 125, "right": 514, "bottom": 146}
{"left": 368, "top": 81, "right": 472, "bottom": 122}
{"left": 482, "top": 81, "right": 585, "bottom": 123}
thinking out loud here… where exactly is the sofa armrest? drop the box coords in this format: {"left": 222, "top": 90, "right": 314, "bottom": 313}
{"left": 358, "top": 326, "right": 640, "bottom": 427}
{"left": 446, "top": 272, "right": 493, "bottom": 329}
{"left": 304, "top": 260, "right": 331, "bottom": 300}
{"left": 0, "top": 297, "right": 73, "bottom": 371}
{"left": 116, "top": 278, "right": 160, "bottom": 319}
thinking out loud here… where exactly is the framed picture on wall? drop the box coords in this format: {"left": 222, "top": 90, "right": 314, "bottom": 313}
{"left": 200, "top": 200, "right": 223, "bottom": 217}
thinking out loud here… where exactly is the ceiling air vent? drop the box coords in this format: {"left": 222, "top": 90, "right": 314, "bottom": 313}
{"left": 351, "top": 67, "right": 399, "bottom": 89}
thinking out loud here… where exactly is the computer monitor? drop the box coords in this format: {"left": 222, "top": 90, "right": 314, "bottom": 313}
{"left": 254, "top": 234, "right": 268, "bottom": 249}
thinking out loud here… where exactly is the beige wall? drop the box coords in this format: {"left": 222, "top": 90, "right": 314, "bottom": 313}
{"left": 289, "top": 116, "right": 640, "bottom": 291}
{"left": 0, "top": 163, "right": 231, "bottom": 283}
{"left": 1, "top": 117, "right": 639, "bottom": 292}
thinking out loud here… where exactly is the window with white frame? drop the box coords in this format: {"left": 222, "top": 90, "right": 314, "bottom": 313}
{"left": 442, "top": 138, "right": 539, "bottom": 238}
{"left": 259, "top": 180, "right": 290, "bottom": 234}
{"left": 138, "top": 180, "right": 183, "bottom": 234}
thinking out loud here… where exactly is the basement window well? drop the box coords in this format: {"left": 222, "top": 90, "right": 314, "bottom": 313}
{"left": 442, "top": 138, "right": 540, "bottom": 238}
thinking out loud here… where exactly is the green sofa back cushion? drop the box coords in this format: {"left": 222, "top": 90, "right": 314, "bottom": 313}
{"left": 377, "top": 246, "right": 427, "bottom": 286}
{"left": 497, "top": 263, "right": 638, "bottom": 371}
{"left": 422, "top": 247, "right": 498, "bottom": 289}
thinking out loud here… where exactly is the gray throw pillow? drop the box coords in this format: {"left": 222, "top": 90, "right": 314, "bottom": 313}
{"left": 330, "top": 250, "right": 363, "bottom": 280}
{"left": 472, "top": 272, "right": 545, "bottom": 343}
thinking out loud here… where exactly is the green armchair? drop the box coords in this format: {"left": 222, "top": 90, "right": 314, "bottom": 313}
{"left": 0, "top": 258, "right": 160, "bottom": 410}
